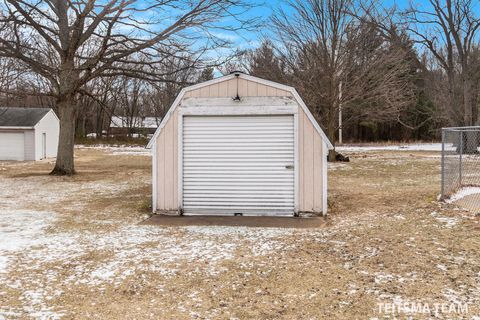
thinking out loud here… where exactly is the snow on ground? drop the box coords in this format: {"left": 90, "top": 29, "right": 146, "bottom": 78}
{"left": 0, "top": 211, "right": 57, "bottom": 273}
{"left": 75, "top": 142, "right": 447, "bottom": 156}
{"left": 0, "top": 146, "right": 478, "bottom": 318}
{"left": 445, "top": 186, "right": 480, "bottom": 203}
{"left": 337, "top": 143, "right": 442, "bottom": 152}
{"left": 0, "top": 208, "right": 300, "bottom": 317}
{"left": 0, "top": 214, "right": 295, "bottom": 282}
{"left": 77, "top": 142, "right": 446, "bottom": 156}
{"left": 431, "top": 211, "right": 459, "bottom": 228}
{"left": 75, "top": 144, "right": 151, "bottom": 156}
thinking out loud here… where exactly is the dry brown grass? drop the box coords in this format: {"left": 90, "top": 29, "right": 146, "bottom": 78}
{"left": 0, "top": 147, "right": 479, "bottom": 319}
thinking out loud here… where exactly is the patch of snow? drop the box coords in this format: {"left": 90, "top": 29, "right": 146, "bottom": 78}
{"left": 75, "top": 144, "right": 151, "bottom": 156}
{"left": 437, "top": 264, "right": 448, "bottom": 272}
{"left": 328, "top": 162, "right": 353, "bottom": 171}
{"left": 0, "top": 178, "right": 137, "bottom": 213}
{"left": 337, "top": 143, "right": 442, "bottom": 152}
{"left": 0, "top": 210, "right": 57, "bottom": 273}
{"left": 435, "top": 216, "right": 458, "bottom": 228}
{"left": 0, "top": 207, "right": 300, "bottom": 316}
{"left": 374, "top": 272, "right": 395, "bottom": 284}
{"left": 431, "top": 211, "right": 458, "bottom": 228}
{"left": 0, "top": 311, "right": 22, "bottom": 319}
{"left": 112, "top": 150, "right": 150, "bottom": 156}
{"left": 445, "top": 187, "right": 480, "bottom": 203}
{"left": 22, "top": 289, "right": 64, "bottom": 320}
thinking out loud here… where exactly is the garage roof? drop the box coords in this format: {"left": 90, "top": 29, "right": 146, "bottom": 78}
{"left": 0, "top": 107, "right": 52, "bottom": 127}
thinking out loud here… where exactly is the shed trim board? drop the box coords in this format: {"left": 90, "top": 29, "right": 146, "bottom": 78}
{"left": 294, "top": 113, "right": 299, "bottom": 213}
{"left": 152, "top": 141, "right": 158, "bottom": 212}
{"left": 181, "top": 96, "right": 297, "bottom": 108}
{"left": 322, "top": 140, "right": 328, "bottom": 213}
{"left": 177, "top": 112, "right": 183, "bottom": 211}
{"left": 179, "top": 105, "right": 297, "bottom": 116}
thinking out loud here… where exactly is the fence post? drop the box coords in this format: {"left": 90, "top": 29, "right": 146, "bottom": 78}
{"left": 441, "top": 129, "right": 445, "bottom": 199}
{"left": 459, "top": 130, "right": 463, "bottom": 188}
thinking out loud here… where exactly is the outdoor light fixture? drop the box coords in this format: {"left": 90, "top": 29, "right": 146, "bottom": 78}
{"left": 232, "top": 71, "right": 242, "bottom": 102}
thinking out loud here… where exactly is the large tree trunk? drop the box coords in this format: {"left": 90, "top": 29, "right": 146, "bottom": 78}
{"left": 327, "top": 111, "right": 336, "bottom": 162}
{"left": 447, "top": 70, "right": 458, "bottom": 126}
{"left": 51, "top": 95, "right": 76, "bottom": 175}
{"left": 463, "top": 74, "right": 473, "bottom": 126}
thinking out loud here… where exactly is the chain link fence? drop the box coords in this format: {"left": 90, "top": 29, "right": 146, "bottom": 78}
{"left": 441, "top": 126, "right": 480, "bottom": 213}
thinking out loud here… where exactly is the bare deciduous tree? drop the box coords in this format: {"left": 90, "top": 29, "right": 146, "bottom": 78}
{"left": 0, "top": 0, "right": 257, "bottom": 175}
{"left": 271, "top": 0, "right": 416, "bottom": 159}
{"left": 403, "top": 0, "right": 480, "bottom": 126}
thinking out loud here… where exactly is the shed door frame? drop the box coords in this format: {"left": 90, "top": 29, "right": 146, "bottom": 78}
{"left": 178, "top": 105, "right": 299, "bottom": 215}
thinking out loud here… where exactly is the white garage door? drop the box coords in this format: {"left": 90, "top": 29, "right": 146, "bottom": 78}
{"left": 0, "top": 132, "right": 25, "bottom": 161}
{"left": 182, "top": 115, "right": 295, "bottom": 216}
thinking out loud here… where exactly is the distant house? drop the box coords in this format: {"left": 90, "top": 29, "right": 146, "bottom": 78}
{"left": 0, "top": 107, "right": 59, "bottom": 161}
{"left": 109, "top": 116, "right": 160, "bottom": 136}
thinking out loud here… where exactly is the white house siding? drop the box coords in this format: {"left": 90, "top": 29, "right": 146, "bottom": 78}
{"left": 33, "top": 111, "right": 59, "bottom": 160}
{"left": 155, "top": 76, "right": 326, "bottom": 214}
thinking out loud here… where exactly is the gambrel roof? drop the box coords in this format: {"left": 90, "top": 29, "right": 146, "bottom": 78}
{"left": 147, "top": 73, "right": 333, "bottom": 149}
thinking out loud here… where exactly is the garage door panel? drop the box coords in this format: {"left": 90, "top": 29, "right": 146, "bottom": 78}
{"left": 184, "top": 154, "right": 294, "bottom": 159}
{"left": 184, "top": 174, "right": 293, "bottom": 179}
{"left": 0, "top": 132, "right": 25, "bottom": 161}
{"left": 184, "top": 190, "right": 294, "bottom": 195}
{"left": 182, "top": 115, "right": 295, "bottom": 216}
{"left": 184, "top": 149, "right": 294, "bottom": 154}
{"left": 184, "top": 195, "right": 295, "bottom": 200}
{"left": 184, "top": 186, "right": 294, "bottom": 191}
{"left": 184, "top": 170, "right": 291, "bottom": 175}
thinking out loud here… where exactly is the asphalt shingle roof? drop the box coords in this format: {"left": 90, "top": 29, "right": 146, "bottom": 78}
{"left": 0, "top": 107, "right": 52, "bottom": 127}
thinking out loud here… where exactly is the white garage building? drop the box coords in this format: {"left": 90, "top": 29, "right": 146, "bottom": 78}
{"left": 147, "top": 72, "right": 333, "bottom": 216}
{"left": 0, "top": 107, "right": 59, "bottom": 161}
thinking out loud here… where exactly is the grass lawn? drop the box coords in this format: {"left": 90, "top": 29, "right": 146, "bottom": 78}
{"left": 0, "top": 146, "right": 479, "bottom": 319}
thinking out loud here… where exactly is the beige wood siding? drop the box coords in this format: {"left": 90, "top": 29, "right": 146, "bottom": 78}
{"left": 183, "top": 78, "right": 293, "bottom": 98}
{"left": 156, "top": 109, "right": 178, "bottom": 211}
{"left": 155, "top": 77, "right": 324, "bottom": 213}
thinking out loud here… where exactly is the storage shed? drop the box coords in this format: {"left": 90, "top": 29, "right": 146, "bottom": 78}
{"left": 0, "top": 107, "right": 59, "bottom": 161}
{"left": 147, "top": 72, "right": 333, "bottom": 216}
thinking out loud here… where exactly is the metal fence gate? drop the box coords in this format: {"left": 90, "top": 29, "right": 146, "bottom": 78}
{"left": 441, "top": 126, "right": 480, "bottom": 212}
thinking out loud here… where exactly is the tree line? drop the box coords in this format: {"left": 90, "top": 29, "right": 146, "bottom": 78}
{"left": 0, "top": 0, "right": 479, "bottom": 174}
{"left": 237, "top": 0, "right": 480, "bottom": 152}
